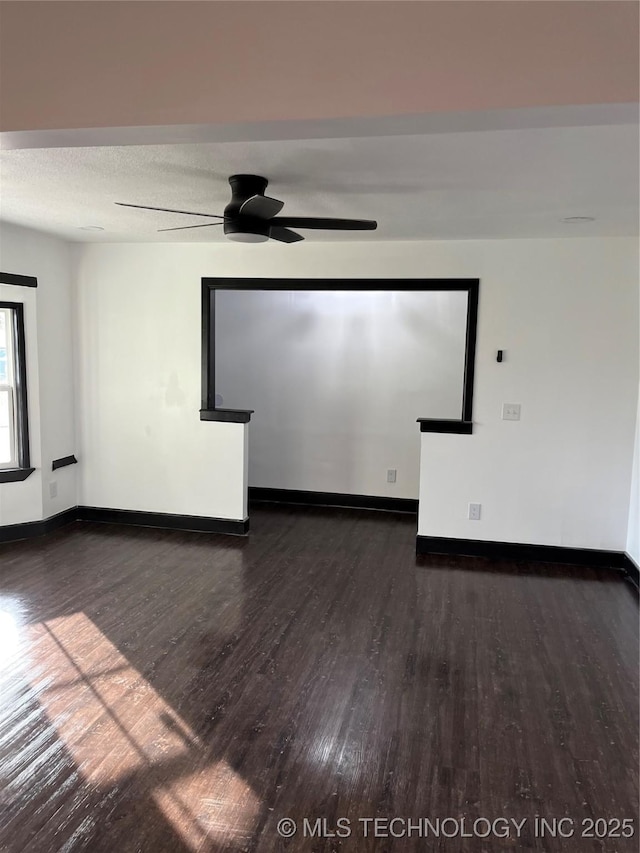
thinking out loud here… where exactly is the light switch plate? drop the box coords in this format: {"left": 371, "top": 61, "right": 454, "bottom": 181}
{"left": 502, "top": 403, "right": 521, "bottom": 421}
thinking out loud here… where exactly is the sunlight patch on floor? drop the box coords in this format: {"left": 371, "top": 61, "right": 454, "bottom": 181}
{"left": 153, "top": 761, "right": 261, "bottom": 850}
{"left": 27, "top": 611, "right": 260, "bottom": 850}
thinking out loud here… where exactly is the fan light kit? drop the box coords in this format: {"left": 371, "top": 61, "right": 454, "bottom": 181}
{"left": 116, "top": 175, "right": 377, "bottom": 243}
{"left": 227, "top": 231, "right": 269, "bottom": 244}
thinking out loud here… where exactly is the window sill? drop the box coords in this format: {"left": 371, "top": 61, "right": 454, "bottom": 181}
{"left": 0, "top": 467, "right": 35, "bottom": 483}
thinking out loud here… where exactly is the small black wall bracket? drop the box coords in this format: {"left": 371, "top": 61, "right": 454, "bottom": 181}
{"left": 52, "top": 455, "right": 78, "bottom": 471}
{"left": 496, "top": 350, "right": 504, "bottom": 363}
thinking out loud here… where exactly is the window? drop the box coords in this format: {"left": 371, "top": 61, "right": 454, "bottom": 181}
{"left": 0, "top": 307, "right": 16, "bottom": 466}
{"left": 0, "top": 302, "right": 33, "bottom": 481}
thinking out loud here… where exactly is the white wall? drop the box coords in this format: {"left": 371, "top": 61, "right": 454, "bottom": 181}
{"left": 73, "top": 246, "right": 248, "bottom": 521}
{"left": 216, "top": 289, "right": 468, "bottom": 498}
{"left": 628, "top": 403, "right": 640, "bottom": 564}
{"left": 74, "top": 237, "right": 638, "bottom": 549}
{"left": 0, "top": 222, "right": 77, "bottom": 524}
{"left": 417, "top": 239, "right": 638, "bottom": 551}
{"left": 626, "top": 270, "right": 640, "bottom": 565}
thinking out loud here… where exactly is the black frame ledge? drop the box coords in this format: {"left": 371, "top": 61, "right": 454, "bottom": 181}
{"left": 52, "top": 455, "right": 78, "bottom": 471}
{"left": 200, "top": 408, "right": 253, "bottom": 423}
{"left": 418, "top": 419, "right": 473, "bottom": 434}
{"left": 0, "top": 271, "right": 38, "bottom": 288}
{"left": 0, "top": 467, "right": 35, "bottom": 483}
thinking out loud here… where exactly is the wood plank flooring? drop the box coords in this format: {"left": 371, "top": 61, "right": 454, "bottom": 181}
{"left": 0, "top": 505, "right": 637, "bottom": 852}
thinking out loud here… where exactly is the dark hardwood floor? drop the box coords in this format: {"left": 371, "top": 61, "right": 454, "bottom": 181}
{"left": 0, "top": 505, "right": 637, "bottom": 852}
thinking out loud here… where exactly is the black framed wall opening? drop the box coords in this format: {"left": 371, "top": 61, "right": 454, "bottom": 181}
{"left": 201, "top": 278, "right": 479, "bottom": 434}
{"left": 199, "top": 278, "right": 479, "bottom": 511}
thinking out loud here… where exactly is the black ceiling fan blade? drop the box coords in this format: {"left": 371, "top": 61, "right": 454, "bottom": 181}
{"left": 272, "top": 217, "right": 377, "bottom": 231}
{"left": 270, "top": 226, "right": 304, "bottom": 243}
{"left": 158, "top": 222, "right": 225, "bottom": 232}
{"left": 116, "top": 202, "right": 225, "bottom": 219}
{"left": 239, "top": 195, "right": 285, "bottom": 219}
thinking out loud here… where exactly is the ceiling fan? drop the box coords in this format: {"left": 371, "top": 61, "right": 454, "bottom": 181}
{"left": 116, "top": 174, "right": 377, "bottom": 243}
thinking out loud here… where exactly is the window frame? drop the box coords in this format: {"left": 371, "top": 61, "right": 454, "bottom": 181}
{"left": 0, "top": 305, "right": 17, "bottom": 468}
{"left": 0, "top": 300, "right": 34, "bottom": 482}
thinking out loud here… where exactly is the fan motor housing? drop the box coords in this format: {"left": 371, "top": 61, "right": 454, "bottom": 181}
{"left": 228, "top": 174, "right": 268, "bottom": 198}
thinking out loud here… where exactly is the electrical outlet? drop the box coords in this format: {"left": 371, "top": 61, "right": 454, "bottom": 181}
{"left": 468, "top": 502, "right": 481, "bottom": 520}
{"left": 49, "top": 481, "right": 58, "bottom": 499}
{"left": 502, "top": 403, "right": 521, "bottom": 421}
{"left": 387, "top": 468, "right": 397, "bottom": 484}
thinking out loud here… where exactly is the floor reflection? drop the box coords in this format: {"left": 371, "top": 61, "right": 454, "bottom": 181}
{"left": 0, "top": 607, "right": 20, "bottom": 665}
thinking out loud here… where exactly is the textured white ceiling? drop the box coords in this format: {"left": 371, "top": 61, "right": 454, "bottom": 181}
{"left": 0, "top": 123, "right": 637, "bottom": 242}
